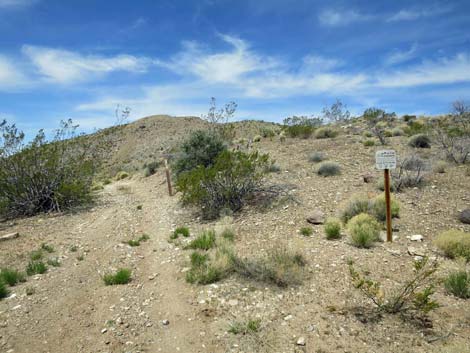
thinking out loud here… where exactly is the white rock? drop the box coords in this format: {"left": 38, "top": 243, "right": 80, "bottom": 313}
{"left": 410, "top": 234, "right": 423, "bottom": 242}
{"left": 296, "top": 337, "right": 306, "bottom": 346}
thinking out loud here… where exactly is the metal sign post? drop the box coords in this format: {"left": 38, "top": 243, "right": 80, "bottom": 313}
{"left": 375, "top": 150, "right": 397, "bottom": 242}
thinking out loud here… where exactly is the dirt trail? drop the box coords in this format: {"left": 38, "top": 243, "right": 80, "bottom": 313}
{"left": 0, "top": 172, "right": 221, "bottom": 353}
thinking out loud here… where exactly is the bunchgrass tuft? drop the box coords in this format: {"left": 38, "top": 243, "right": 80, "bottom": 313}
{"left": 26, "top": 261, "right": 48, "bottom": 275}
{"left": 228, "top": 319, "right": 261, "bottom": 334}
{"left": 30, "top": 250, "right": 43, "bottom": 261}
{"left": 434, "top": 230, "right": 470, "bottom": 261}
{"left": 300, "top": 227, "right": 313, "bottom": 236}
{"left": 103, "top": 268, "right": 132, "bottom": 285}
{"left": 41, "top": 243, "right": 55, "bottom": 253}
{"left": 220, "top": 228, "right": 235, "bottom": 242}
{"left": 171, "top": 226, "right": 190, "bottom": 239}
{"left": 185, "top": 230, "right": 216, "bottom": 250}
{"left": 444, "top": 270, "right": 470, "bottom": 299}
{"left": 0, "top": 268, "right": 26, "bottom": 286}
{"left": 125, "top": 233, "right": 150, "bottom": 247}
{"left": 324, "top": 218, "right": 342, "bottom": 239}
{"left": 348, "top": 213, "right": 381, "bottom": 248}
{"left": 0, "top": 280, "right": 9, "bottom": 299}
{"left": 309, "top": 151, "right": 326, "bottom": 163}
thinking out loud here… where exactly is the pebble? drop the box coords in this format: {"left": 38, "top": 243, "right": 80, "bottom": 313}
{"left": 162, "top": 319, "right": 170, "bottom": 326}
{"left": 296, "top": 337, "right": 306, "bottom": 346}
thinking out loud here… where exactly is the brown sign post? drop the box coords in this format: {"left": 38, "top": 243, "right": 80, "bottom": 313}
{"left": 164, "top": 159, "right": 173, "bottom": 196}
{"left": 375, "top": 150, "right": 397, "bottom": 242}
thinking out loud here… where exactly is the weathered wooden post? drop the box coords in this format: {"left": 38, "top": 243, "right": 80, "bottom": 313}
{"left": 375, "top": 150, "right": 397, "bottom": 242}
{"left": 164, "top": 159, "right": 173, "bottom": 196}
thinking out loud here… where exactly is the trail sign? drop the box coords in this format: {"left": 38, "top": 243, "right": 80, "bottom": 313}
{"left": 375, "top": 150, "right": 397, "bottom": 170}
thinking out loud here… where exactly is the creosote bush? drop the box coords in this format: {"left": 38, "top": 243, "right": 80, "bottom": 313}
{"left": 317, "top": 162, "right": 341, "bottom": 177}
{"left": 0, "top": 268, "right": 26, "bottom": 286}
{"left": 444, "top": 270, "right": 470, "bottom": 299}
{"left": 177, "top": 150, "right": 270, "bottom": 219}
{"left": 324, "top": 218, "right": 341, "bottom": 239}
{"left": 349, "top": 257, "right": 439, "bottom": 316}
{"left": 0, "top": 119, "right": 101, "bottom": 219}
{"left": 348, "top": 213, "right": 381, "bottom": 248}
{"left": 434, "top": 230, "right": 470, "bottom": 261}
{"left": 103, "top": 268, "right": 132, "bottom": 285}
{"left": 408, "top": 134, "right": 431, "bottom": 148}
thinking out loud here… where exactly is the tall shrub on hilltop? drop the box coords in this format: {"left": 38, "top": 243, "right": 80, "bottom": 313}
{"left": 201, "top": 97, "right": 238, "bottom": 141}
{"left": 0, "top": 119, "right": 101, "bottom": 219}
{"left": 363, "top": 108, "right": 396, "bottom": 145}
{"left": 283, "top": 115, "right": 323, "bottom": 138}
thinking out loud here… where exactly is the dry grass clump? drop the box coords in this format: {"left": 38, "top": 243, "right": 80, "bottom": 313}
{"left": 434, "top": 230, "right": 470, "bottom": 261}
{"left": 103, "top": 268, "right": 132, "bottom": 285}
{"left": 315, "top": 127, "right": 338, "bottom": 139}
{"left": 317, "top": 162, "right": 341, "bottom": 177}
{"left": 324, "top": 218, "right": 342, "bottom": 239}
{"left": 340, "top": 194, "right": 400, "bottom": 224}
{"left": 444, "top": 269, "right": 470, "bottom": 299}
{"left": 348, "top": 213, "right": 381, "bottom": 248}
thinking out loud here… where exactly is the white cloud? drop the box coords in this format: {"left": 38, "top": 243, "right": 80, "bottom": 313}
{"left": 0, "top": 55, "right": 29, "bottom": 91}
{"left": 22, "top": 45, "right": 151, "bottom": 84}
{"left": 0, "top": 0, "right": 37, "bottom": 8}
{"left": 318, "top": 9, "right": 373, "bottom": 27}
{"left": 387, "top": 5, "right": 452, "bottom": 22}
{"left": 377, "top": 53, "right": 470, "bottom": 87}
{"left": 384, "top": 44, "right": 418, "bottom": 66}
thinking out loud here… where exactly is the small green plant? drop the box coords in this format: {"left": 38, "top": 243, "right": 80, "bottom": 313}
{"left": 317, "top": 162, "right": 341, "bottom": 177}
{"left": 348, "top": 213, "right": 381, "bottom": 248}
{"left": 444, "top": 270, "right": 470, "bottom": 299}
{"left": 434, "top": 230, "right": 470, "bottom": 261}
{"left": 102, "top": 178, "right": 112, "bottom": 185}
{"left": 376, "top": 178, "right": 396, "bottom": 192}
{"left": 228, "top": 319, "right": 261, "bottom": 334}
{"left": 136, "top": 204, "right": 143, "bottom": 210}
{"left": 315, "top": 127, "right": 338, "bottom": 139}
{"left": 371, "top": 194, "right": 400, "bottom": 222}
{"left": 185, "top": 230, "right": 216, "bottom": 250}
{"left": 0, "top": 280, "right": 9, "bottom": 299}
{"left": 220, "top": 228, "right": 235, "bottom": 242}
{"left": 30, "top": 250, "right": 44, "bottom": 261}
{"left": 125, "top": 233, "right": 150, "bottom": 247}
{"left": 185, "top": 247, "right": 232, "bottom": 285}
{"left": 309, "top": 151, "right": 326, "bottom": 163}
{"left": 69, "top": 245, "right": 78, "bottom": 252}
{"left": 26, "top": 261, "right": 47, "bottom": 275}
{"left": 324, "top": 218, "right": 341, "bottom": 239}
{"left": 77, "top": 254, "right": 84, "bottom": 261}
{"left": 0, "top": 268, "right": 26, "bottom": 286}
{"left": 363, "top": 139, "right": 375, "bottom": 147}
{"left": 47, "top": 257, "right": 61, "bottom": 267}
{"left": 115, "top": 171, "right": 129, "bottom": 180}
{"left": 300, "top": 227, "right": 313, "bottom": 236}
{"left": 253, "top": 135, "right": 262, "bottom": 142}
{"left": 103, "top": 268, "right": 132, "bottom": 285}
{"left": 171, "top": 226, "right": 190, "bottom": 239}
{"left": 349, "top": 257, "right": 439, "bottom": 316}
{"left": 340, "top": 196, "right": 372, "bottom": 224}
{"left": 408, "top": 134, "right": 431, "bottom": 148}
{"left": 41, "top": 243, "right": 55, "bottom": 253}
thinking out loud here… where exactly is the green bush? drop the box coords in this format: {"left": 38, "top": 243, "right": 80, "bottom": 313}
{"left": 41, "top": 243, "right": 54, "bottom": 253}
{"left": 228, "top": 319, "right": 261, "bottom": 334}
{"left": 315, "top": 127, "right": 338, "bottom": 139}
{"left": 0, "top": 268, "right": 26, "bottom": 286}
{"left": 444, "top": 270, "right": 470, "bottom": 299}
{"left": 408, "top": 134, "right": 431, "bottom": 148}
{"left": 30, "top": 250, "right": 43, "bottom": 261}
{"left": 340, "top": 196, "right": 372, "bottom": 223}
{"left": 172, "top": 226, "right": 190, "bottom": 239}
{"left": 259, "top": 127, "right": 276, "bottom": 138}
{"left": 103, "top": 268, "right": 132, "bottom": 285}
{"left": 0, "top": 119, "right": 99, "bottom": 219}
{"left": 348, "top": 213, "right": 381, "bottom": 248}
{"left": 174, "top": 130, "right": 226, "bottom": 177}
{"left": 309, "top": 151, "right": 326, "bottom": 163}
{"left": 0, "top": 280, "right": 9, "bottom": 299}
{"left": 317, "top": 162, "right": 341, "bottom": 177}
{"left": 363, "top": 139, "right": 375, "bottom": 147}
{"left": 324, "top": 218, "right": 341, "bottom": 239}
{"left": 176, "top": 150, "right": 270, "bottom": 219}
{"left": 26, "top": 261, "right": 47, "bottom": 275}
{"left": 300, "top": 227, "right": 313, "bottom": 236}
{"left": 391, "top": 127, "right": 404, "bottom": 136}
{"left": 185, "top": 230, "right": 216, "bottom": 250}
{"left": 283, "top": 116, "right": 322, "bottom": 139}
{"left": 371, "top": 194, "right": 400, "bottom": 222}
{"left": 434, "top": 230, "right": 470, "bottom": 261}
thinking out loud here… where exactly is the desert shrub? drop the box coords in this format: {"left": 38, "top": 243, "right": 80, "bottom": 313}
{"left": 176, "top": 150, "right": 270, "bottom": 219}
{"left": 391, "top": 127, "right": 404, "bottom": 136}
{"left": 340, "top": 196, "right": 372, "bottom": 223}
{"left": 408, "top": 134, "right": 431, "bottom": 148}
{"left": 26, "top": 261, "right": 47, "bottom": 275}
{"left": 185, "top": 230, "right": 216, "bottom": 250}
{"left": 371, "top": 194, "right": 400, "bottom": 222}
{"left": 315, "top": 127, "right": 338, "bottom": 139}
{"left": 349, "top": 257, "right": 439, "bottom": 316}
{"left": 0, "top": 268, "right": 26, "bottom": 286}
{"left": 103, "top": 268, "right": 132, "bottom": 285}
{"left": 392, "top": 156, "right": 427, "bottom": 191}
{"left": 47, "top": 257, "right": 61, "bottom": 267}
{"left": 434, "top": 230, "right": 470, "bottom": 261}
{"left": 363, "top": 139, "right": 375, "bottom": 147}
{"left": 283, "top": 116, "right": 322, "bottom": 139}
{"left": 384, "top": 129, "right": 393, "bottom": 137}
{"left": 376, "top": 178, "right": 396, "bottom": 192}
{"left": 41, "top": 243, "right": 54, "bottom": 253}
{"left": 0, "top": 280, "right": 9, "bottom": 299}
{"left": 228, "top": 319, "right": 261, "bottom": 334}
{"left": 115, "top": 171, "right": 129, "bottom": 180}
{"left": 125, "top": 234, "right": 150, "bottom": 246}
{"left": 433, "top": 160, "right": 447, "bottom": 173}
{"left": 143, "top": 161, "right": 161, "bottom": 177}
{"left": 91, "top": 183, "right": 104, "bottom": 191}
{"left": 259, "top": 127, "right": 276, "bottom": 138}
{"left": 404, "top": 119, "right": 429, "bottom": 136}
{"left": 324, "top": 218, "right": 341, "bottom": 239}
{"left": 253, "top": 135, "right": 262, "bottom": 142}
{"left": 173, "top": 130, "right": 227, "bottom": 177}
{"left": 231, "top": 247, "right": 306, "bottom": 287}
{"left": 309, "top": 151, "right": 326, "bottom": 163}
{"left": 322, "top": 99, "right": 351, "bottom": 123}
{"left": 403, "top": 114, "right": 416, "bottom": 122}
{"left": 201, "top": 97, "right": 237, "bottom": 140}
{"left": 300, "top": 227, "right": 313, "bottom": 236}
{"left": 363, "top": 108, "right": 396, "bottom": 145}
{"left": 102, "top": 178, "right": 112, "bottom": 185}
{"left": 317, "top": 162, "right": 341, "bottom": 176}
{"left": 363, "top": 131, "right": 373, "bottom": 138}
{"left": 348, "top": 213, "right": 381, "bottom": 248}
{"left": 0, "top": 119, "right": 100, "bottom": 219}
{"left": 444, "top": 270, "right": 470, "bottom": 299}
{"left": 172, "top": 226, "right": 190, "bottom": 239}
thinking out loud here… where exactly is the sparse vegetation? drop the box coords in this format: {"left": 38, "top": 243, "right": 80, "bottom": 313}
{"left": 283, "top": 116, "right": 322, "bottom": 138}
{"left": 317, "top": 161, "right": 341, "bottom": 177}
{"left": 433, "top": 160, "right": 447, "bottom": 173}
{"left": 300, "top": 227, "right": 313, "bottom": 236}
{"left": 171, "top": 226, "right": 190, "bottom": 239}
{"left": 444, "top": 270, "right": 470, "bottom": 299}
{"left": 143, "top": 161, "right": 161, "bottom": 177}
{"left": 0, "top": 268, "right": 26, "bottom": 286}
{"left": 315, "top": 127, "right": 338, "bottom": 139}
{"left": 371, "top": 194, "right": 400, "bottom": 222}
{"left": 125, "top": 233, "right": 150, "bottom": 246}
{"left": 392, "top": 155, "right": 427, "bottom": 191}
{"left": 363, "top": 108, "right": 396, "bottom": 145}
{"left": 348, "top": 213, "right": 381, "bottom": 248}
{"left": 26, "top": 261, "right": 47, "bottom": 275}
{"left": 41, "top": 243, "right": 55, "bottom": 253}
{"left": 363, "top": 139, "right": 375, "bottom": 147}
{"left": 408, "top": 134, "right": 431, "bottom": 148}
{"left": 185, "top": 230, "right": 216, "bottom": 250}
{"left": 103, "top": 268, "right": 132, "bottom": 285}
{"left": 309, "top": 151, "right": 326, "bottom": 163}
{"left": 340, "top": 195, "right": 372, "bottom": 224}
{"left": 324, "top": 218, "right": 341, "bottom": 239}
{"left": 0, "top": 280, "right": 9, "bottom": 299}
{"left": 228, "top": 319, "right": 261, "bottom": 334}
{"left": 220, "top": 228, "right": 235, "bottom": 241}
{"left": 434, "top": 230, "right": 470, "bottom": 261}
{"left": 30, "top": 250, "right": 43, "bottom": 261}
{"left": 115, "top": 171, "right": 129, "bottom": 180}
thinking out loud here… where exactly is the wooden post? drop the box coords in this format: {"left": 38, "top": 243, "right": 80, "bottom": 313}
{"left": 164, "top": 159, "right": 173, "bottom": 196}
{"left": 384, "top": 169, "right": 392, "bottom": 242}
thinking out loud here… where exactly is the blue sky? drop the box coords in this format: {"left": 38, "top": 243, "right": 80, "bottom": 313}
{"left": 1, "top": 0, "right": 469, "bottom": 134}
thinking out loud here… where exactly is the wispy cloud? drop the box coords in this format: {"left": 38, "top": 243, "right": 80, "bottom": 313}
{"left": 318, "top": 9, "right": 374, "bottom": 27}
{"left": 22, "top": 45, "right": 151, "bottom": 83}
{"left": 0, "top": 0, "right": 38, "bottom": 9}
{"left": 387, "top": 5, "right": 452, "bottom": 22}
{"left": 0, "top": 55, "right": 29, "bottom": 91}
{"left": 384, "top": 44, "right": 418, "bottom": 66}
